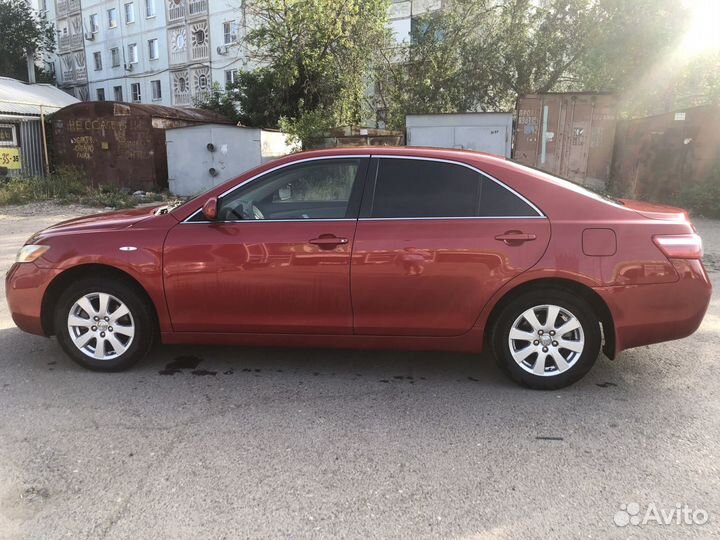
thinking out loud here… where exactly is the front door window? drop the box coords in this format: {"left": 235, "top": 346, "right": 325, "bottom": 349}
{"left": 212, "top": 159, "right": 365, "bottom": 221}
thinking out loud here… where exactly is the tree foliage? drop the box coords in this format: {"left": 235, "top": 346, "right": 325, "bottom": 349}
{"left": 377, "top": 0, "right": 699, "bottom": 128}
{"left": 199, "top": 0, "right": 390, "bottom": 142}
{"left": 198, "top": 0, "right": 717, "bottom": 139}
{"left": 0, "top": 0, "right": 55, "bottom": 81}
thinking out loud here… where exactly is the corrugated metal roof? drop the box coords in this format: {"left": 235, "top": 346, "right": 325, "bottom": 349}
{"left": 55, "top": 101, "right": 234, "bottom": 123}
{"left": 0, "top": 77, "right": 79, "bottom": 117}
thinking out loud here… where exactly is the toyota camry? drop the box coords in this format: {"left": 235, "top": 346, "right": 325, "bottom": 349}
{"left": 6, "top": 147, "right": 711, "bottom": 389}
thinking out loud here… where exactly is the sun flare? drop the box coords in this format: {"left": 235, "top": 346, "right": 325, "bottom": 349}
{"left": 679, "top": 0, "right": 720, "bottom": 56}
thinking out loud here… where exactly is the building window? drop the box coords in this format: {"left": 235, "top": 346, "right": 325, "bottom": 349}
{"left": 145, "top": 0, "right": 155, "bottom": 18}
{"left": 107, "top": 8, "right": 117, "bottom": 28}
{"left": 111, "top": 47, "right": 120, "bottom": 67}
{"left": 113, "top": 85, "right": 123, "bottom": 101}
{"left": 127, "top": 43, "right": 138, "bottom": 64}
{"left": 194, "top": 28, "right": 206, "bottom": 45}
{"left": 96, "top": 88, "right": 105, "bottom": 101}
{"left": 224, "top": 69, "right": 237, "bottom": 87}
{"left": 148, "top": 38, "right": 159, "bottom": 60}
{"left": 223, "top": 21, "right": 237, "bottom": 44}
{"left": 89, "top": 13, "right": 99, "bottom": 33}
{"left": 131, "top": 82, "right": 141, "bottom": 103}
{"left": 125, "top": 3, "right": 135, "bottom": 24}
{"left": 93, "top": 51, "right": 102, "bottom": 71}
{"left": 0, "top": 124, "right": 18, "bottom": 147}
{"left": 151, "top": 79, "right": 161, "bottom": 100}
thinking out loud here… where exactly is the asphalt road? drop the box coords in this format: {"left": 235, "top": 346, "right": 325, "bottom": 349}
{"left": 0, "top": 203, "right": 718, "bottom": 540}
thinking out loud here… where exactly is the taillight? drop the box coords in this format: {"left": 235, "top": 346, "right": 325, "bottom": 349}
{"left": 653, "top": 233, "right": 703, "bottom": 259}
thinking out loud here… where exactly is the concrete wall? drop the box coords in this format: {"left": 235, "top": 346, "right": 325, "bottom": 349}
{"left": 166, "top": 124, "right": 294, "bottom": 196}
{"left": 406, "top": 113, "right": 513, "bottom": 158}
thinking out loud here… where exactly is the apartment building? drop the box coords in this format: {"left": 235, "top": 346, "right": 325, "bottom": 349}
{"left": 53, "top": 0, "right": 89, "bottom": 99}
{"left": 29, "top": 0, "right": 60, "bottom": 83}
{"left": 43, "top": 0, "right": 245, "bottom": 106}
{"left": 42, "top": 0, "right": 437, "bottom": 107}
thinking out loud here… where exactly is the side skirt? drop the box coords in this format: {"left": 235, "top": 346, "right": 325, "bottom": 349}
{"left": 160, "top": 328, "right": 485, "bottom": 354}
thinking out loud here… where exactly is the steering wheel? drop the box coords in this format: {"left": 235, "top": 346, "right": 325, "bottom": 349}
{"left": 252, "top": 203, "right": 265, "bottom": 220}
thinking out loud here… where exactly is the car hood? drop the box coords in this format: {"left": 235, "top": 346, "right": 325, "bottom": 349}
{"left": 38, "top": 205, "right": 165, "bottom": 236}
{"left": 619, "top": 199, "right": 690, "bottom": 222}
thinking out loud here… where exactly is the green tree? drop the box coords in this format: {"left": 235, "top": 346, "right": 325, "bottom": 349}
{"left": 0, "top": 0, "right": 56, "bottom": 81}
{"left": 199, "top": 0, "right": 390, "bottom": 143}
{"left": 376, "top": 0, "right": 694, "bottom": 128}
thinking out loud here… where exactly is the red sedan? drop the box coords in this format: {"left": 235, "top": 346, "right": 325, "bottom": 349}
{"left": 5, "top": 147, "right": 711, "bottom": 389}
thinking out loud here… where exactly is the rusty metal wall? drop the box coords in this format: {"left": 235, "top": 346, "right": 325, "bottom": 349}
{"left": 52, "top": 102, "right": 233, "bottom": 190}
{"left": 514, "top": 93, "right": 618, "bottom": 188}
{"left": 610, "top": 105, "right": 720, "bottom": 201}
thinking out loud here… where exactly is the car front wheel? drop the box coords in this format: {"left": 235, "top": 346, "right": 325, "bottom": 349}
{"left": 54, "top": 278, "right": 154, "bottom": 371}
{"left": 492, "top": 289, "right": 601, "bottom": 389}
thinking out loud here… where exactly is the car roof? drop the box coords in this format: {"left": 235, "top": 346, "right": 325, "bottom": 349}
{"left": 290, "top": 146, "right": 509, "bottom": 166}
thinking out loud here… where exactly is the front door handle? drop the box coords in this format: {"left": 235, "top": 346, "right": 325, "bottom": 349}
{"left": 495, "top": 231, "right": 537, "bottom": 245}
{"left": 309, "top": 235, "right": 349, "bottom": 250}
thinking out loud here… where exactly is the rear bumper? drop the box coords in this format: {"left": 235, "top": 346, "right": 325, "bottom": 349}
{"left": 595, "top": 259, "right": 712, "bottom": 354}
{"left": 5, "top": 263, "right": 59, "bottom": 336}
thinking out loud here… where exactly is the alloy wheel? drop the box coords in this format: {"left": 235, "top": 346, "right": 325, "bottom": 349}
{"left": 67, "top": 292, "right": 135, "bottom": 360}
{"left": 508, "top": 304, "right": 585, "bottom": 377}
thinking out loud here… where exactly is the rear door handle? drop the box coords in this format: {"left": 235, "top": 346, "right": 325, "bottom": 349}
{"left": 495, "top": 231, "right": 537, "bottom": 245}
{"left": 309, "top": 235, "right": 349, "bottom": 249}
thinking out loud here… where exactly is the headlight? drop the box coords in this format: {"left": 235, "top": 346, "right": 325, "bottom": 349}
{"left": 16, "top": 245, "right": 50, "bottom": 263}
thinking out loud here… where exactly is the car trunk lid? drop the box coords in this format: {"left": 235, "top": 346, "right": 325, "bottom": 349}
{"left": 619, "top": 199, "right": 690, "bottom": 222}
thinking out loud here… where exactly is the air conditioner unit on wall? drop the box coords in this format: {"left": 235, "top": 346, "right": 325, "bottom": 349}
{"left": 216, "top": 45, "right": 229, "bottom": 55}
{"left": 84, "top": 32, "right": 94, "bottom": 40}
{"left": 124, "top": 63, "right": 133, "bottom": 72}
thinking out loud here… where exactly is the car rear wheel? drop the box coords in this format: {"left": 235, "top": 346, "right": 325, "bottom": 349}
{"left": 54, "top": 278, "right": 154, "bottom": 371}
{"left": 492, "top": 289, "right": 601, "bottom": 389}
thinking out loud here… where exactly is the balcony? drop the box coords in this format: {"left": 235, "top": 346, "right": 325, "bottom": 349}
{"left": 190, "top": 41, "right": 208, "bottom": 61}
{"left": 56, "top": 0, "right": 68, "bottom": 17}
{"left": 59, "top": 33, "right": 83, "bottom": 52}
{"left": 167, "top": 0, "right": 185, "bottom": 23}
{"left": 67, "top": 0, "right": 80, "bottom": 14}
{"left": 173, "top": 92, "right": 192, "bottom": 106}
{"left": 187, "top": 0, "right": 207, "bottom": 17}
{"left": 169, "top": 48, "right": 187, "bottom": 65}
{"left": 61, "top": 68, "right": 75, "bottom": 83}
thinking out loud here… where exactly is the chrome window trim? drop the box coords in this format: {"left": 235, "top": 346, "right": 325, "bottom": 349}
{"left": 184, "top": 218, "right": 358, "bottom": 224}
{"left": 183, "top": 154, "right": 370, "bottom": 223}
{"left": 182, "top": 153, "right": 546, "bottom": 223}
{"left": 372, "top": 155, "right": 545, "bottom": 218}
{"left": 358, "top": 216, "right": 546, "bottom": 221}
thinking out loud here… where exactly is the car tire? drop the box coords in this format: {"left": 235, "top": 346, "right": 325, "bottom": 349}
{"left": 53, "top": 278, "right": 155, "bottom": 372}
{"left": 492, "top": 289, "right": 601, "bottom": 390}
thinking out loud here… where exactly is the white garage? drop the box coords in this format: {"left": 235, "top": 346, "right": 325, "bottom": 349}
{"left": 405, "top": 112, "right": 513, "bottom": 158}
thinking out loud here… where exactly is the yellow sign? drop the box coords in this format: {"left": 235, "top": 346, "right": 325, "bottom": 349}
{"left": 0, "top": 147, "right": 21, "bottom": 170}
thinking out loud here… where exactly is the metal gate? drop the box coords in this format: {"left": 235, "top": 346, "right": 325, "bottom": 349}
{"left": 514, "top": 93, "right": 618, "bottom": 187}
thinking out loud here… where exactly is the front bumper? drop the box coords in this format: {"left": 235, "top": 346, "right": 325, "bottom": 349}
{"left": 5, "top": 263, "right": 60, "bottom": 336}
{"left": 596, "top": 259, "right": 712, "bottom": 355}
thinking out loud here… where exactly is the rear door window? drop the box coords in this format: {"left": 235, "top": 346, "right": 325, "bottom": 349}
{"left": 368, "top": 158, "right": 480, "bottom": 218}
{"left": 367, "top": 158, "right": 540, "bottom": 219}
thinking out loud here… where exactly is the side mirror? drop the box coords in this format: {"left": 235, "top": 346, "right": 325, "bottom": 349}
{"left": 202, "top": 197, "right": 218, "bottom": 220}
